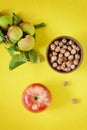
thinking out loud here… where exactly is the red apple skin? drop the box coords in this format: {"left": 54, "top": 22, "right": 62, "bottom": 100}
{"left": 22, "top": 83, "right": 52, "bottom": 112}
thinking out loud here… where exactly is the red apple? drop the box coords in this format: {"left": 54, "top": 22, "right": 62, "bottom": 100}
{"left": 22, "top": 83, "right": 51, "bottom": 112}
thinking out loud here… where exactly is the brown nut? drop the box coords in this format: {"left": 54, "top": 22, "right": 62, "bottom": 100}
{"left": 64, "top": 51, "right": 70, "bottom": 57}
{"left": 63, "top": 57, "right": 67, "bottom": 62}
{"left": 71, "top": 64, "right": 75, "bottom": 69}
{"left": 63, "top": 45, "right": 67, "bottom": 49}
{"left": 59, "top": 53, "right": 63, "bottom": 58}
{"left": 55, "top": 46, "right": 60, "bottom": 52}
{"left": 76, "top": 46, "right": 80, "bottom": 52}
{"left": 74, "top": 59, "right": 79, "bottom": 65}
{"left": 75, "top": 54, "right": 80, "bottom": 59}
{"left": 62, "top": 38, "right": 67, "bottom": 43}
{"left": 64, "top": 67, "right": 71, "bottom": 72}
{"left": 54, "top": 40, "right": 59, "bottom": 45}
{"left": 57, "top": 65, "right": 61, "bottom": 70}
{"left": 68, "top": 40, "right": 74, "bottom": 45}
{"left": 72, "top": 44, "right": 77, "bottom": 49}
{"left": 71, "top": 49, "right": 76, "bottom": 55}
{"left": 68, "top": 55, "right": 74, "bottom": 60}
{"left": 57, "top": 58, "right": 63, "bottom": 64}
{"left": 68, "top": 46, "right": 72, "bottom": 51}
{"left": 50, "top": 44, "right": 56, "bottom": 50}
{"left": 63, "top": 81, "right": 68, "bottom": 86}
{"left": 72, "top": 98, "right": 78, "bottom": 104}
{"left": 51, "top": 56, "right": 57, "bottom": 61}
{"left": 52, "top": 51, "right": 57, "bottom": 56}
{"left": 59, "top": 42, "right": 64, "bottom": 47}
{"left": 61, "top": 63, "right": 66, "bottom": 70}
{"left": 66, "top": 61, "right": 72, "bottom": 67}
{"left": 60, "top": 48, "right": 66, "bottom": 54}
{"left": 52, "top": 62, "right": 57, "bottom": 68}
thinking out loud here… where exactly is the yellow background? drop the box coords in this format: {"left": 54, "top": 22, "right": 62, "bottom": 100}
{"left": 0, "top": 0, "right": 87, "bottom": 130}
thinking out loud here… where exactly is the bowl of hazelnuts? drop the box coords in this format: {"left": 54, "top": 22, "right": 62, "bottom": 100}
{"left": 46, "top": 36, "right": 83, "bottom": 73}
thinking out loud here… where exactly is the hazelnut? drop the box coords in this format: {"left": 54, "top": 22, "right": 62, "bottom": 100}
{"left": 72, "top": 44, "right": 77, "bottom": 49}
{"left": 64, "top": 51, "right": 70, "bottom": 57}
{"left": 71, "top": 64, "right": 75, "bottom": 69}
{"left": 51, "top": 56, "right": 57, "bottom": 61}
{"left": 52, "top": 51, "right": 57, "bottom": 56}
{"left": 50, "top": 44, "right": 56, "bottom": 50}
{"left": 72, "top": 98, "right": 78, "bottom": 104}
{"left": 71, "top": 49, "right": 76, "bottom": 55}
{"left": 57, "top": 58, "right": 63, "bottom": 64}
{"left": 57, "top": 65, "right": 61, "bottom": 70}
{"left": 50, "top": 59, "right": 54, "bottom": 63}
{"left": 63, "top": 45, "right": 67, "bottom": 49}
{"left": 62, "top": 38, "right": 67, "bottom": 43}
{"left": 61, "top": 63, "right": 66, "bottom": 70}
{"left": 68, "top": 40, "right": 74, "bottom": 45}
{"left": 64, "top": 67, "right": 71, "bottom": 72}
{"left": 68, "top": 46, "right": 72, "bottom": 51}
{"left": 59, "top": 53, "right": 63, "bottom": 58}
{"left": 76, "top": 46, "right": 80, "bottom": 51}
{"left": 54, "top": 40, "right": 59, "bottom": 45}
{"left": 55, "top": 46, "right": 60, "bottom": 52}
{"left": 63, "top": 81, "right": 68, "bottom": 86}
{"left": 74, "top": 59, "right": 79, "bottom": 65}
{"left": 59, "top": 42, "right": 64, "bottom": 47}
{"left": 52, "top": 62, "right": 57, "bottom": 68}
{"left": 75, "top": 54, "right": 80, "bottom": 59}
{"left": 68, "top": 55, "right": 74, "bottom": 60}
{"left": 60, "top": 48, "right": 66, "bottom": 54}
{"left": 66, "top": 61, "right": 72, "bottom": 67}
{"left": 63, "top": 57, "right": 67, "bottom": 62}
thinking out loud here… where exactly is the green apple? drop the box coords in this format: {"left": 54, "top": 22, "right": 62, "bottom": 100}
{"left": 7, "top": 25, "right": 23, "bottom": 43}
{"left": 19, "top": 22, "right": 35, "bottom": 36}
{"left": 18, "top": 35, "right": 35, "bottom": 51}
{"left": 0, "top": 15, "right": 13, "bottom": 29}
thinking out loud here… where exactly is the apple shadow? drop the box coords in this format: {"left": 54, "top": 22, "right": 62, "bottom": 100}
{"left": 44, "top": 79, "right": 72, "bottom": 110}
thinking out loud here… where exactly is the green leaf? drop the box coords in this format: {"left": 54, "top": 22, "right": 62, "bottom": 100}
{"left": 0, "top": 36, "right": 4, "bottom": 43}
{"left": 28, "top": 49, "right": 40, "bottom": 63}
{"left": 0, "top": 30, "right": 4, "bottom": 37}
{"left": 12, "top": 13, "right": 23, "bottom": 25}
{"left": 5, "top": 46, "right": 15, "bottom": 56}
{"left": 0, "top": 30, "right": 4, "bottom": 43}
{"left": 9, "top": 52, "right": 27, "bottom": 70}
{"left": 3, "top": 35, "right": 12, "bottom": 44}
{"left": 34, "top": 23, "right": 46, "bottom": 29}
{"left": 33, "top": 33, "right": 36, "bottom": 39}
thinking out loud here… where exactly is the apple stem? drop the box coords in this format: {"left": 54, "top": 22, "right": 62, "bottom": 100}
{"left": 24, "top": 52, "right": 30, "bottom": 61}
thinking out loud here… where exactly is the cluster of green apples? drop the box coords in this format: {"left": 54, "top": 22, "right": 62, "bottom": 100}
{"left": 0, "top": 13, "right": 45, "bottom": 70}
{"left": 0, "top": 14, "right": 36, "bottom": 51}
